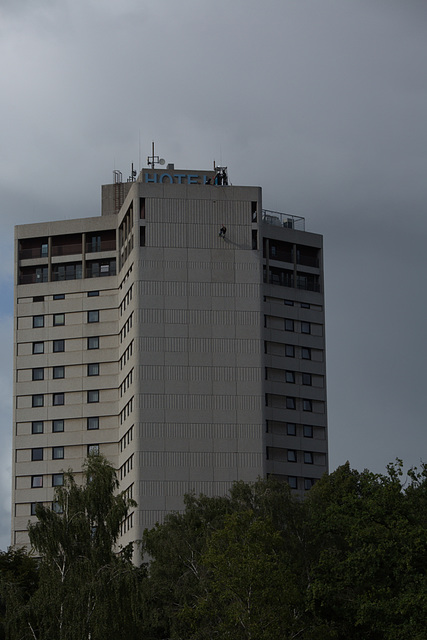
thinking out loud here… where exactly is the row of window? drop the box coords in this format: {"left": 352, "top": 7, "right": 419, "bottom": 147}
{"left": 32, "top": 310, "right": 99, "bottom": 328}
{"left": 30, "top": 443, "right": 99, "bottom": 462}
{"left": 31, "top": 291, "right": 100, "bottom": 303}
{"left": 119, "top": 284, "right": 133, "bottom": 316}
{"left": 120, "top": 425, "right": 134, "bottom": 452}
{"left": 266, "top": 422, "right": 316, "bottom": 438}
{"left": 289, "top": 476, "right": 316, "bottom": 490}
{"left": 32, "top": 390, "right": 100, "bottom": 407}
{"left": 265, "top": 342, "right": 316, "bottom": 360}
{"left": 266, "top": 368, "right": 313, "bottom": 386}
{"left": 33, "top": 336, "right": 99, "bottom": 353}
{"left": 265, "top": 317, "right": 313, "bottom": 334}
{"left": 265, "top": 394, "right": 314, "bottom": 411}
{"left": 120, "top": 368, "right": 134, "bottom": 397}
{"left": 120, "top": 312, "right": 134, "bottom": 343}
{"left": 264, "top": 296, "right": 322, "bottom": 312}
{"left": 32, "top": 417, "right": 100, "bottom": 433}
{"left": 120, "top": 340, "right": 134, "bottom": 370}
{"left": 32, "top": 363, "right": 99, "bottom": 380}
{"left": 31, "top": 501, "right": 64, "bottom": 515}
{"left": 266, "top": 449, "right": 316, "bottom": 464}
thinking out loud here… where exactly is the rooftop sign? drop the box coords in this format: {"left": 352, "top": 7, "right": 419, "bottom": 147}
{"left": 139, "top": 168, "right": 217, "bottom": 185}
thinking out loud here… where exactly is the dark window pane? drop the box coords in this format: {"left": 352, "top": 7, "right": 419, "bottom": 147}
{"left": 33, "top": 342, "right": 44, "bottom": 354}
{"left": 87, "top": 310, "right": 99, "bottom": 323}
{"left": 32, "top": 421, "right": 44, "bottom": 434}
{"left": 33, "top": 315, "right": 44, "bottom": 328}
{"left": 87, "top": 337, "right": 99, "bottom": 350}
{"left": 32, "top": 394, "right": 44, "bottom": 407}
{"left": 87, "top": 363, "right": 99, "bottom": 376}
{"left": 52, "top": 419, "right": 64, "bottom": 433}
{"left": 31, "top": 475, "right": 43, "bottom": 488}
{"left": 87, "top": 417, "right": 99, "bottom": 430}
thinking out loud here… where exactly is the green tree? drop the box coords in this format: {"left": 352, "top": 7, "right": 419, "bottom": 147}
{"left": 142, "top": 477, "right": 307, "bottom": 640}
{"left": 0, "top": 547, "right": 39, "bottom": 640}
{"left": 305, "top": 461, "right": 427, "bottom": 639}
{"left": 20, "top": 454, "right": 143, "bottom": 640}
{"left": 182, "top": 510, "right": 305, "bottom": 640}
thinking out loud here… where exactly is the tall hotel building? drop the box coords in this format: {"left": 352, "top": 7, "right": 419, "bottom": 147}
{"left": 12, "top": 163, "right": 328, "bottom": 547}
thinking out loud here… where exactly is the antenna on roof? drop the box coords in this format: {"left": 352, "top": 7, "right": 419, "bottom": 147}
{"left": 147, "top": 141, "right": 165, "bottom": 169}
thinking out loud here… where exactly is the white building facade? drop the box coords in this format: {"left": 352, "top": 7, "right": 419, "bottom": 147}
{"left": 12, "top": 166, "right": 328, "bottom": 547}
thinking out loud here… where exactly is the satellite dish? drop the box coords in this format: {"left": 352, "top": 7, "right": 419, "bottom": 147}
{"left": 159, "top": 158, "right": 165, "bottom": 165}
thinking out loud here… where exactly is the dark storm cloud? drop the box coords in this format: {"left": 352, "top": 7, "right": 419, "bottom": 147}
{"left": 1, "top": 0, "right": 427, "bottom": 548}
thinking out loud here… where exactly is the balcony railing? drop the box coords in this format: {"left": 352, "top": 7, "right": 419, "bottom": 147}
{"left": 262, "top": 210, "right": 305, "bottom": 231}
{"left": 19, "top": 247, "right": 48, "bottom": 260}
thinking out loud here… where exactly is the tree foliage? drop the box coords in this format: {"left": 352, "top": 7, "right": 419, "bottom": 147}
{"left": 14, "top": 455, "right": 143, "bottom": 640}
{"left": 2, "top": 459, "right": 427, "bottom": 639}
{"left": 142, "top": 462, "right": 427, "bottom": 640}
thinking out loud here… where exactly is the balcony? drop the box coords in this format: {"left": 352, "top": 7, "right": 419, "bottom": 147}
{"left": 262, "top": 210, "right": 305, "bottom": 231}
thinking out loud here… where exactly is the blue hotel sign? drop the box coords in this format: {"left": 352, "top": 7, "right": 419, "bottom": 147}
{"left": 142, "top": 170, "right": 215, "bottom": 185}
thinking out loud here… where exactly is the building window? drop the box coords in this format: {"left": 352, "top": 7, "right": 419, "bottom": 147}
{"left": 52, "top": 473, "right": 64, "bottom": 487}
{"left": 52, "top": 446, "right": 64, "bottom": 460}
{"left": 53, "top": 313, "right": 65, "bottom": 326}
{"left": 87, "top": 363, "right": 99, "bottom": 376}
{"left": 301, "top": 347, "right": 311, "bottom": 360}
{"left": 284, "top": 299, "right": 294, "bottom": 306}
{"left": 32, "top": 394, "right": 44, "bottom": 408}
{"left": 33, "top": 315, "right": 44, "bottom": 328}
{"left": 287, "top": 450, "right": 297, "bottom": 462}
{"left": 33, "top": 342, "right": 44, "bottom": 354}
{"left": 301, "top": 302, "right": 310, "bottom": 309}
{"left": 53, "top": 339, "right": 65, "bottom": 353}
{"left": 87, "top": 390, "right": 99, "bottom": 403}
{"left": 304, "top": 478, "right": 316, "bottom": 490}
{"left": 53, "top": 393, "right": 64, "bottom": 406}
{"left": 32, "top": 421, "right": 44, "bottom": 434}
{"left": 52, "top": 419, "right": 64, "bottom": 433}
{"left": 31, "top": 475, "right": 43, "bottom": 488}
{"left": 303, "top": 425, "right": 313, "bottom": 438}
{"left": 303, "top": 399, "right": 312, "bottom": 412}
{"left": 87, "top": 310, "right": 99, "bottom": 323}
{"left": 30, "top": 502, "right": 39, "bottom": 515}
{"left": 88, "top": 444, "right": 99, "bottom": 456}
{"left": 87, "top": 290, "right": 99, "bottom": 297}
{"left": 304, "top": 452, "right": 314, "bottom": 464}
{"left": 301, "top": 322, "right": 311, "bottom": 334}
{"left": 52, "top": 502, "right": 63, "bottom": 514}
{"left": 302, "top": 373, "right": 312, "bottom": 386}
{"left": 285, "top": 345, "right": 295, "bottom": 358}
{"left": 31, "top": 448, "right": 43, "bottom": 461}
{"left": 286, "top": 422, "right": 296, "bottom": 436}
{"left": 285, "top": 319, "right": 294, "bottom": 332}
{"left": 53, "top": 366, "right": 65, "bottom": 379}
{"left": 32, "top": 368, "right": 44, "bottom": 381}
{"left": 87, "top": 336, "right": 99, "bottom": 350}
{"left": 87, "top": 416, "right": 99, "bottom": 430}
{"left": 286, "top": 397, "right": 296, "bottom": 410}
{"left": 53, "top": 294, "right": 65, "bottom": 300}
{"left": 285, "top": 371, "right": 295, "bottom": 383}
{"left": 288, "top": 476, "right": 298, "bottom": 489}
{"left": 140, "top": 227, "right": 146, "bottom": 247}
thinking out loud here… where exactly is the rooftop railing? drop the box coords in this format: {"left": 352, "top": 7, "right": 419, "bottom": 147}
{"left": 262, "top": 210, "right": 305, "bottom": 231}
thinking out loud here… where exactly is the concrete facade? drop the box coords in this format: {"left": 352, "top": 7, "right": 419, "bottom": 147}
{"left": 12, "top": 167, "right": 328, "bottom": 547}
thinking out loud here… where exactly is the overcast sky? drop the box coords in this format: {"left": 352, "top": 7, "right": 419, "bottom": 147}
{"left": 1, "top": 0, "right": 427, "bottom": 550}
